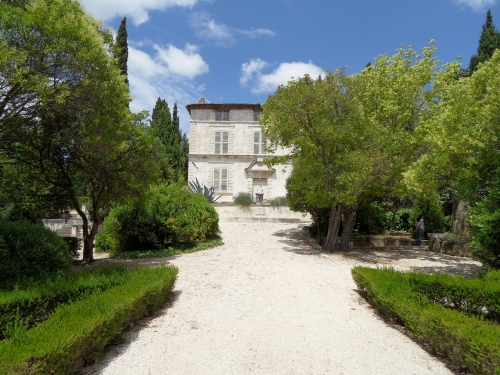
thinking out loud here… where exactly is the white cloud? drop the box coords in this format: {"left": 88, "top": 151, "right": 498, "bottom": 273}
{"left": 240, "top": 58, "right": 269, "bottom": 85}
{"left": 154, "top": 43, "right": 209, "bottom": 79}
{"left": 240, "top": 59, "right": 325, "bottom": 94}
{"left": 80, "top": 0, "right": 199, "bottom": 25}
{"left": 128, "top": 45, "right": 209, "bottom": 133}
{"left": 189, "top": 12, "right": 274, "bottom": 46}
{"left": 453, "top": 0, "right": 496, "bottom": 12}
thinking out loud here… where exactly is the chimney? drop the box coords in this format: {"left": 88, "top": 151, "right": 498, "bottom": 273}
{"left": 198, "top": 98, "right": 205, "bottom": 104}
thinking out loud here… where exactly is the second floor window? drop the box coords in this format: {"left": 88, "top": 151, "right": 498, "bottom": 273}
{"left": 215, "top": 131, "right": 229, "bottom": 154}
{"left": 214, "top": 168, "right": 228, "bottom": 191}
{"left": 253, "top": 110, "right": 263, "bottom": 121}
{"left": 254, "top": 131, "right": 267, "bottom": 154}
{"left": 216, "top": 110, "right": 230, "bottom": 121}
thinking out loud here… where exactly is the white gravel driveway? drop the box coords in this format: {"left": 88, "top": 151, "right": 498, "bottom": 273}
{"left": 85, "top": 222, "right": 482, "bottom": 375}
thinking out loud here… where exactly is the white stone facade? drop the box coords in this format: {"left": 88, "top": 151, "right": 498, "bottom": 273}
{"left": 187, "top": 102, "right": 292, "bottom": 203}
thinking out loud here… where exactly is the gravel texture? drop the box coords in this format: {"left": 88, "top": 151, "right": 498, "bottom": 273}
{"left": 83, "top": 222, "right": 482, "bottom": 375}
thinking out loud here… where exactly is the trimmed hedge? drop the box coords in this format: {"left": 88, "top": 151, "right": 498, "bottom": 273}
{"left": 0, "top": 266, "right": 129, "bottom": 340}
{"left": 409, "top": 272, "right": 500, "bottom": 323}
{"left": 0, "top": 265, "right": 178, "bottom": 374}
{"left": 352, "top": 267, "right": 500, "bottom": 375}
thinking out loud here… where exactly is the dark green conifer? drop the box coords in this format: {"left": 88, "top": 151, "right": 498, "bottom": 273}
{"left": 469, "top": 10, "right": 500, "bottom": 74}
{"left": 115, "top": 17, "right": 129, "bottom": 85}
{"left": 150, "top": 99, "right": 186, "bottom": 180}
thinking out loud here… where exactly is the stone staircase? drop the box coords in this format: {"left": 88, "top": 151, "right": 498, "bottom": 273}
{"left": 43, "top": 206, "right": 92, "bottom": 239}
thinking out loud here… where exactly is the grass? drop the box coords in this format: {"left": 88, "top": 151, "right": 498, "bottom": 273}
{"left": 110, "top": 237, "right": 223, "bottom": 259}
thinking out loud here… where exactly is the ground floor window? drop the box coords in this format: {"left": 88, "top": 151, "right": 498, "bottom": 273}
{"left": 214, "top": 168, "right": 228, "bottom": 191}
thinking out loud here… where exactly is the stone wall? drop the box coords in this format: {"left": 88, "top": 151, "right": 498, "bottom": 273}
{"left": 427, "top": 233, "right": 472, "bottom": 257}
{"left": 214, "top": 203, "right": 311, "bottom": 223}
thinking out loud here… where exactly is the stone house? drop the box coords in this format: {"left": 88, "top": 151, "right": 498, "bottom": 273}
{"left": 186, "top": 100, "right": 292, "bottom": 203}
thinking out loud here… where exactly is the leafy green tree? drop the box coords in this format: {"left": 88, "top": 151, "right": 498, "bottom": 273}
{"left": 406, "top": 49, "right": 500, "bottom": 268}
{"left": 0, "top": 0, "right": 161, "bottom": 262}
{"left": 262, "top": 44, "right": 458, "bottom": 252}
{"left": 114, "top": 17, "right": 129, "bottom": 85}
{"left": 469, "top": 10, "right": 500, "bottom": 74}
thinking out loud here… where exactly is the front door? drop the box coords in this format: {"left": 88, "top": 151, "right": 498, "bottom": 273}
{"left": 252, "top": 178, "right": 267, "bottom": 202}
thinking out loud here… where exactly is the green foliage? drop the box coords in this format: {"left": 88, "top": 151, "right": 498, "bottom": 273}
{"left": 114, "top": 17, "right": 128, "bottom": 85}
{"left": 0, "top": 219, "right": 72, "bottom": 287}
{"left": 0, "top": 266, "right": 129, "bottom": 340}
{"left": 409, "top": 193, "right": 445, "bottom": 238}
{"left": 110, "top": 237, "right": 223, "bottom": 259}
{"left": 62, "top": 237, "right": 81, "bottom": 258}
{"left": 469, "top": 10, "right": 500, "bottom": 74}
{"left": 188, "top": 178, "right": 222, "bottom": 203}
{"left": 268, "top": 196, "right": 288, "bottom": 206}
{"left": 393, "top": 208, "right": 413, "bottom": 232}
{"left": 0, "top": 265, "right": 178, "bottom": 374}
{"left": 233, "top": 192, "right": 253, "bottom": 205}
{"left": 408, "top": 272, "right": 500, "bottom": 323}
{"left": 354, "top": 200, "right": 387, "bottom": 234}
{"left": 468, "top": 182, "right": 500, "bottom": 269}
{"left": 96, "top": 184, "right": 219, "bottom": 252}
{"left": 352, "top": 267, "right": 500, "bottom": 374}
{"left": 150, "top": 98, "right": 186, "bottom": 179}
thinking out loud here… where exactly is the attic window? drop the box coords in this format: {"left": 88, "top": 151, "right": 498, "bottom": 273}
{"left": 216, "top": 110, "right": 230, "bottom": 121}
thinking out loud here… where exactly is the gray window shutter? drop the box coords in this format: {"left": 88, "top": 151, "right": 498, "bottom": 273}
{"left": 214, "top": 168, "right": 220, "bottom": 190}
{"left": 222, "top": 131, "right": 229, "bottom": 154}
{"left": 254, "top": 132, "right": 260, "bottom": 154}
{"left": 261, "top": 132, "right": 267, "bottom": 154}
{"left": 215, "top": 131, "right": 221, "bottom": 154}
{"left": 221, "top": 169, "right": 228, "bottom": 190}
{"left": 223, "top": 111, "right": 229, "bottom": 121}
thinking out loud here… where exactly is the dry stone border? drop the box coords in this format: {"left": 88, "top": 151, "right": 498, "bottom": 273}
{"left": 84, "top": 222, "right": 482, "bottom": 375}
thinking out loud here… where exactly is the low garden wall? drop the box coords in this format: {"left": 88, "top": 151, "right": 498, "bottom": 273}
{"left": 213, "top": 203, "right": 311, "bottom": 223}
{"left": 427, "top": 233, "right": 472, "bottom": 257}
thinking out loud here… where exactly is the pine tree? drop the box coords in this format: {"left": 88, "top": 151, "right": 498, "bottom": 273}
{"left": 115, "top": 17, "right": 129, "bottom": 85}
{"left": 469, "top": 10, "right": 500, "bottom": 74}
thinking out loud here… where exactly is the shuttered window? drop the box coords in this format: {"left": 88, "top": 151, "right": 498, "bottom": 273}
{"left": 253, "top": 110, "right": 263, "bottom": 121}
{"left": 214, "top": 131, "right": 229, "bottom": 154}
{"left": 213, "top": 168, "right": 228, "bottom": 191}
{"left": 216, "top": 110, "right": 230, "bottom": 121}
{"left": 253, "top": 131, "right": 267, "bottom": 154}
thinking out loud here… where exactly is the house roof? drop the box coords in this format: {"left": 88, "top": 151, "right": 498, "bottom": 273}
{"left": 186, "top": 102, "right": 262, "bottom": 114}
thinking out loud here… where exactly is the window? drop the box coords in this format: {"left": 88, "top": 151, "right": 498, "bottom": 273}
{"left": 253, "top": 110, "right": 263, "bottom": 121}
{"left": 216, "top": 110, "right": 230, "bottom": 121}
{"left": 214, "top": 131, "right": 229, "bottom": 154}
{"left": 213, "top": 168, "right": 228, "bottom": 191}
{"left": 253, "top": 131, "right": 267, "bottom": 154}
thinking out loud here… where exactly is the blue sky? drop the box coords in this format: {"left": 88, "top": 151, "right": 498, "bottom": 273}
{"left": 80, "top": 0, "right": 500, "bottom": 133}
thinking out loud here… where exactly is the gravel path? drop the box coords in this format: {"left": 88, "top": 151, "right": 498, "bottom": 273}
{"left": 84, "top": 222, "right": 482, "bottom": 375}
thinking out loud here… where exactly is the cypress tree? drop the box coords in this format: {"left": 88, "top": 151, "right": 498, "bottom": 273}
{"left": 150, "top": 99, "right": 185, "bottom": 179}
{"left": 181, "top": 132, "right": 189, "bottom": 181}
{"left": 469, "top": 10, "right": 500, "bottom": 74}
{"left": 115, "top": 17, "right": 129, "bottom": 85}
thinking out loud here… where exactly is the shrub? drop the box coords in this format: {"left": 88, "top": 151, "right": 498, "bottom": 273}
{"left": 0, "top": 265, "right": 129, "bottom": 340}
{"left": 233, "top": 192, "right": 253, "bottom": 205}
{"left": 0, "top": 219, "right": 72, "bottom": 287}
{"left": 352, "top": 267, "right": 500, "bottom": 374}
{"left": 354, "top": 200, "right": 387, "bottom": 235}
{"left": 96, "top": 183, "right": 219, "bottom": 252}
{"left": 62, "top": 237, "right": 81, "bottom": 258}
{"left": 0, "top": 265, "right": 178, "bottom": 374}
{"left": 393, "top": 208, "right": 413, "bottom": 232}
{"left": 468, "top": 193, "right": 500, "bottom": 270}
{"left": 268, "top": 196, "right": 288, "bottom": 206}
{"left": 410, "top": 193, "right": 445, "bottom": 239}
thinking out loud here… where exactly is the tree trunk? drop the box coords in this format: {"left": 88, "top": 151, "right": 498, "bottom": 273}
{"left": 312, "top": 213, "right": 322, "bottom": 244}
{"left": 338, "top": 196, "right": 365, "bottom": 251}
{"left": 389, "top": 211, "right": 396, "bottom": 234}
{"left": 324, "top": 203, "right": 343, "bottom": 252}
